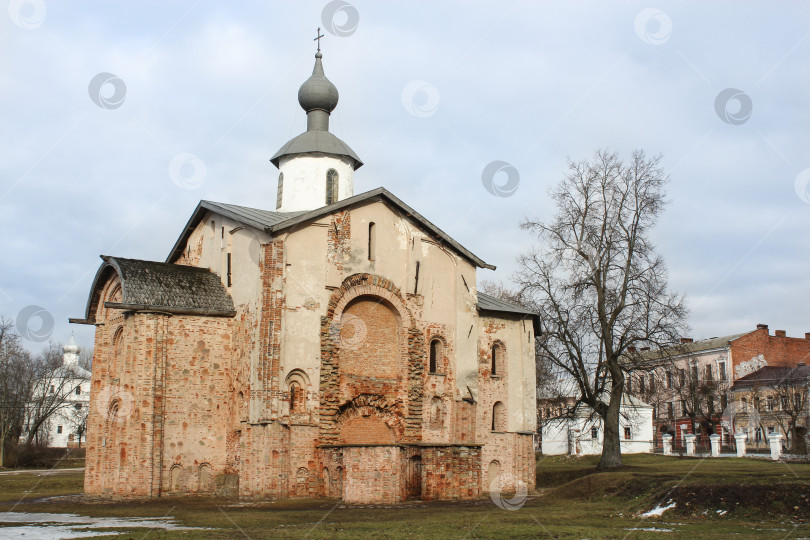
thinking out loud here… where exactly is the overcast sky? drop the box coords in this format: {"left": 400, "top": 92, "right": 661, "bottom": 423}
{"left": 2, "top": 1, "right": 809, "bottom": 353}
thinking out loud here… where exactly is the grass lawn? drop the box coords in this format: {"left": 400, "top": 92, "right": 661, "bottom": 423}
{"left": 0, "top": 454, "right": 808, "bottom": 538}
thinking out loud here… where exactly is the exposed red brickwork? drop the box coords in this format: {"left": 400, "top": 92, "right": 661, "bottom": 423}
{"left": 731, "top": 327, "right": 810, "bottom": 374}
{"left": 257, "top": 240, "right": 285, "bottom": 421}
{"left": 420, "top": 445, "right": 481, "bottom": 501}
{"left": 342, "top": 446, "right": 402, "bottom": 503}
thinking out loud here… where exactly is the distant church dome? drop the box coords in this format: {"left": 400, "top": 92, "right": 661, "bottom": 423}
{"left": 297, "top": 52, "right": 339, "bottom": 114}
{"left": 63, "top": 334, "right": 80, "bottom": 354}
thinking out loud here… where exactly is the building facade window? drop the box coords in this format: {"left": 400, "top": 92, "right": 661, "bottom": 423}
{"left": 624, "top": 427, "right": 631, "bottom": 439}
{"left": 666, "top": 371, "right": 672, "bottom": 389}
{"left": 368, "top": 222, "right": 376, "bottom": 261}
{"left": 591, "top": 427, "right": 598, "bottom": 439}
{"left": 705, "top": 365, "right": 713, "bottom": 381}
{"left": 75, "top": 386, "right": 81, "bottom": 395}
{"left": 667, "top": 402, "right": 674, "bottom": 418}
{"left": 719, "top": 362, "right": 726, "bottom": 380}
{"left": 492, "top": 401, "right": 506, "bottom": 431}
{"left": 429, "top": 339, "right": 442, "bottom": 374}
{"left": 491, "top": 343, "right": 504, "bottom": 376}
{"left": 57, "top": 425, "right": 63, "bottom": 434}
{"left": 325, "top": 169, "right": 339, "bottom": 204}
{"left": 289, "top": 382, "right": 304, "bottom": 413}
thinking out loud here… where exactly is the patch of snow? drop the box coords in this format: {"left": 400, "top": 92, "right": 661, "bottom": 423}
{"left": 0, "top": 512, "right": 208, "bottom": 539}
{"left": 717, "top": 509, "right": 727, "bottom": 515}
{"left": 625, "top": 527, "right": 674, "bottom": 533}
{"left": 642, "top": 500, "right": 677, "bottom": 517}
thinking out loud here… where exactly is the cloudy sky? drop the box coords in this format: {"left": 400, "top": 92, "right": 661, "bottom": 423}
{"left": 2, "top": 1, "right": 809, "bottom": 353}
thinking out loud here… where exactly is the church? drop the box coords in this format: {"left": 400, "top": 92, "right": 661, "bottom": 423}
{"left": 70, "top": 48, "right": 538, "bottom": 503}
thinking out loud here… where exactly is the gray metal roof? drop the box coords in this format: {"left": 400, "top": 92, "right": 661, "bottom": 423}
{"left": 168, "top": 188, "right": 496, "bottom": 271}
{"left": 270, "top": 129, "right": 363, "bottom": 169}
{"left": 732, "top": 364, "right": 810, "bottom": 389}
{"left": 640, "top": 332, "right": 750, "bottom": 361}
{"left": 70, "top": 256, "right": 235, "bottom": 324}
{"left": 201, "top": 201, "right": 304, "bottom": 230}
{"left": 477, "top": 292, "right": 536, "bottom": 316}
{"left": 165, "top": 201, "right": 303, "bottom": 264}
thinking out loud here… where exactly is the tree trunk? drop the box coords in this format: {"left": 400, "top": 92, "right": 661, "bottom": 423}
{"left": 598, "top": 387, "right": 624, "bottom": 469}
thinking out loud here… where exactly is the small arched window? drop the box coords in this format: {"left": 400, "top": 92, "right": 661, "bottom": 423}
{"left": 276, "top": 172, "right": 284, "bottom": 209}
{"left": 429, "top": 339, "right": 443, "bottom": 374}
{"left": 368, "top": 222, "right": 376, "bottom": 261}
{"left": 325, "top": 169, "right": 339, "bottom": 204}
{"left": 289, "top": 381, "right": 304, "bottom": 413}
{"left": 491, "top": 342, "right": 503, "bottom": 376}
{"left": 492, "top": 401, "right": 506, "bottom": 431}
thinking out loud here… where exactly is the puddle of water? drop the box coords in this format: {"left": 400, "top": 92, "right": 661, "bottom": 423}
{"left": 0, "top": 511, "right": 208, "bottom": 539}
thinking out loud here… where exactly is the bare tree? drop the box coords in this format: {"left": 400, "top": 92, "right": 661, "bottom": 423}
{"left": 670, "top": 362, "right": 721, "bottom": 445}
{"left": 24, "top": 342, "right": 89, "bottom": 446}
{"left": 0, "top": 318, "right": 35, "bottom": 466}
{"left": 772, "top": 368, "right": 809, "bottom": 453}
{"left": 515, "top": 150, "right": 687, "bottom": 469}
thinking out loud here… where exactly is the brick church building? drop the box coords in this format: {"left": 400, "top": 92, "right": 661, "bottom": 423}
{"left": 71, "top": 51, "right": 538, "bottom": 502}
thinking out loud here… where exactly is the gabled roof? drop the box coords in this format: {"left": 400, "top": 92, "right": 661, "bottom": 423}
{"left": 167, "top": 188, "right": 496, "bottom": 270}
{"left": 270, "top": 130, "right": 363, "bottom": 169}
{"left": 640, "top": 332, "right": 750, "bottom": 361}
{"left": 70, "top": 256, "right": 235, "bottom": 324}
{"left": 732, "top": 364, "right": 810, "bottom": 389}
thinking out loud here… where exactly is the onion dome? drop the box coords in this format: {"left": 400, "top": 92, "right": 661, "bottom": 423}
{"left": 297, "top": 52, "right": 339, "bottom": 114}
{"left": 63, "top": 333, "right": 80, "bottom": 354}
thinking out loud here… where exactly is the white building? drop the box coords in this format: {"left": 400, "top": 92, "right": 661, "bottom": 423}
{"left": 541, "top": 395, "right": 654, "bottom": 456}
{"left": 39, "top": 336, "right": 92, "bottom": 448}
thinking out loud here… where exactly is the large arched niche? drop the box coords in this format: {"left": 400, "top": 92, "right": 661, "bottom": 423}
{"left": 320, "top": 274, "right": 423, "bottom": 444}
{"left": 338, "top": 295, "right": 401, "bottom": 379}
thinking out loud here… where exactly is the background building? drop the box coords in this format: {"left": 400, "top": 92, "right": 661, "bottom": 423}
{"left": 539, "top": 395, "right": 653, "bottom": 456}
{"left": 629, "top": 325, "right": 810, "bottom": 450}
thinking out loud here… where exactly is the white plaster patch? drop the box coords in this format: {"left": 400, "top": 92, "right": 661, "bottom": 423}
{"left": 735, "top": 354, "right": 767, "bottom": 379}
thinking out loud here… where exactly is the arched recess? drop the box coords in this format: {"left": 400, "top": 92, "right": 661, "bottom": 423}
{"left": 335, "top": 394, "right": 405, "bottom": 443}
{"left": 487, "top": 460, "right": 501, "bottom": 489}
{"left": 320, "top": 274, "right": 423, "bottom": 443}
{"left": 338, "top": 296, "right": 401, "bottom": 379}
{"left": 199, "top": 463, "right": 213, "bottom": 492}
{"left": 492, "top": 401, "right": 506, "bottom": 432}
{"left": 170, "top": 464, "right": 183, "bottom": 492}
{"left": 285, "top": 369, "right": 311, "bottom": 414}
{"left": 430, "top": 396, "right": 444, "bottom": 428}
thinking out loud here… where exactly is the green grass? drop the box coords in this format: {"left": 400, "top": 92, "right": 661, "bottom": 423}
{"left": 0, "top": 455, "right": 809, "bottom": 538}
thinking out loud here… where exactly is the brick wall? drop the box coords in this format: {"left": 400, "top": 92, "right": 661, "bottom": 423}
{"left": 731, "top": 327, "right": 810, "bottom": 377}
{"left": 342, "top": 446, "right": 403, "bottom": 503}
{"left": 421, "top": 445, "right": 481, "bottom": 501}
